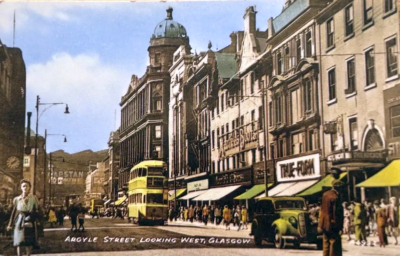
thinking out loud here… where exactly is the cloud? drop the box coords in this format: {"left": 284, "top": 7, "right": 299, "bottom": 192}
{"left": 27, "top": 52, "right": 131, "bottom": 152}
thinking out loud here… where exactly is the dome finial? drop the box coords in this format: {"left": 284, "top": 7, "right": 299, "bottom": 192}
{"left": 208, "top": 41, "right": 212, "bottom": 50}
{"left": 166, "top": 7, "right": 173, "bottom": 20}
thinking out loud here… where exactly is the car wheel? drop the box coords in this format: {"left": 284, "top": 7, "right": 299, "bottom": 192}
{"left": 274, "top": 227, "right": 284, "bottom": 249}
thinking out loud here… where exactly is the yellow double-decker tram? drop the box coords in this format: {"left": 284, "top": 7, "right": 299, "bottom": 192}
{"left": 127, "top": 160, "right": 168, "bottom": 225}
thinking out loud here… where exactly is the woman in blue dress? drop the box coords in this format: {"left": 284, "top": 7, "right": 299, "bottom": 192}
{"left": 7, "top": 179, "right": 39, "bottom": 256}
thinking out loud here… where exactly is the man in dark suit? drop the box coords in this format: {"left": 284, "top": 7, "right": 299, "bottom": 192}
{"left": 318, "top": 179, "right": 345, "bottom": 256}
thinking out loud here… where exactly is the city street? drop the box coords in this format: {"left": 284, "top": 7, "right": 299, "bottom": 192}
{"left": 1, "top": 216, "right": 399, "bottom": 256}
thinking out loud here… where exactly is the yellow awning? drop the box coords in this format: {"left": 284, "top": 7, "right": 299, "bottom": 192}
{"left": 356, "top": 160, "right": 400, "bottom": 187}
{"left": 297, "top": 172, "right": 347, "bottom": 196}
{"left": 168, "top": 188, "right": 187, "bottom": 200}
{"left": 115, "top": 196, "right": 127, "bottom": 206}
{"left": 234, "top": 184, "right": 272, "bottom": 200}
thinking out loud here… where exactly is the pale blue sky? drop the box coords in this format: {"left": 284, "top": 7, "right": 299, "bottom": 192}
{"left": 0, "top": 0, "right": 285, "bottom": 153}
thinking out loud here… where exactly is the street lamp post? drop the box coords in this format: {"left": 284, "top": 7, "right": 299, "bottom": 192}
{"left": 33, "top": 95, "right": 69, "bottom": 197}
{"left": 44, "top": 131, "right": 67, "bottom": 205}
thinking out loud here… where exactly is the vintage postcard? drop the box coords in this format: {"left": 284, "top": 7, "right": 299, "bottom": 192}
{"left": 0, "top": 0, "right": 399, "bottom": 255}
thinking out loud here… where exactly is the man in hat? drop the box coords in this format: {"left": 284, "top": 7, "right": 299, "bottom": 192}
{"left": 319, "top": 180, "right": 345, "bottom": 256}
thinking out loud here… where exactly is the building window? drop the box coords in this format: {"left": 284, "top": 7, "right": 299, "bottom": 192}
{"left": 304, "top": 80, "right": 312, "bottom": 112}
{"left": 251, "top": 149, "right": 257, "bottom": 164}
{"left": 365, "top": 48, "right": 375, "bottom": 85}
{"left": 221, "top": 93, "right": 224, "bottom": 112}
{"left": 278, "top": 139, "right": 285, "bottom": 158}
{"left": 346, "top": 58, "right": 356, "bottom": 94}
{"left": 251, "top": 73, "right": 255, "bottom": 94}
{"left": 251, "top": 110, "right": 255, "bottom": 131}
{"left": 212, "top": 161, "right": 215, "bottom": 174}
{"left": 328, "top": 68, "right": 336, "bottom": 101}
{"left": 330, "top": 132, "right": 338, "bottom": 152}
{"left": 226, "top": 158, "right": 230, "bottom": 170}
{"left": 290, "top": 89, "right": 300, "bottom": 124}
{"left": 153, "top": 96, "right": 162, "bottom": 112}
{"left": 327, "top": 19, "right": 334, "bottom": 48}
{"left": 154, "top": 146, "right": 161, "bottom": 158}
{"left": 270, "top": 144, "right": 275, "bottom": 160}
{"left": 155, "top": 53, "right": 161, "bottom": 65}
{"left": 232, "top": 155, "right": 236, "bottom": 169}
{"left": 217, "top": 128, "right": 220, "bottom": 148}
{"left": 217, "top": 160, "right": 220, "bottom": 172}
{"left": 216, "top": 97, "right": 219, "bottom": 115}
{"left": 296, "top": 38, "right": 302, "bottom": 63}
{"left": 308, "top": 130, "right": 314, "bottom": 151}
{"left": 269, "top": 102, "right": 273, "bottom": 125}
{"left": 155, "top": 125, "right": 162, "bottom": 139}
{"left": 258, "top": 106, "right": 263, "bottom": 130}
{"left": 240, "top": 80, "right": 244, "bottom": 100}
{"left": 349, "top": 117, "right": 358, "bottom": 150}
{"left": 345, "top": 5, "right": 354, "bottom": 36}
{"left": 259, "top": 80, "right": 264, "bottom": 90}
{"left": 275, "top": 95, "right": 282, "bottom": 124}
{"left": 363, "top": 0, "right": 373, "bottom": 25}
{"left": 226, "top": 124, "right": 229, "bottom": 139}
{"left": 291, "top": 133, "right": 303, "bottom": 155}
{"left": 212, "top": 130, "right": 215, "bottom": 149}
{"left": 221, "top": 126, "right": 225, "bottom": 146}
{"left": 386, "top": 38, "right": 398, "bottom": 78}
{"left": 284, "top": 46, "right": 290, "bottom": 70}
{"left": 232, "top": 120, "right": 235, "bottom": 131}
{"left": 222, "top": 159, "right": 225, "bottom": 171}
{"left": 385, "top": 0, "right": 395, "bottom": 13}
{"left": 277, "top": 52, "right": 283, "bottom": 75}
{"left": 391, "top": 105, "right": 400, "bottom": 137}
{"left": 305, "top": 31, "right": 312, "bottom": 57}
{"left": 241, "top": 115, "right": 244, "bottom": 126}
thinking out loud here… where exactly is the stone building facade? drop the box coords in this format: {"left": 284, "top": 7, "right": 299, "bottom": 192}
{"left": 118, "top": 7, "right": 190, "bottom": 196}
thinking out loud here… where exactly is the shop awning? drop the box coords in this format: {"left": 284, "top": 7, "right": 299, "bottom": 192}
{"left": 256, "top": 182, "right": 296, "bottom": 199}
{"left": 168, "top": 188, "right": 187, "bottom": 200}
{"left": 297, "top": 173, "right": 347, "bottom": 196}
{"left": 234, "top": 184, "right": 273, "bottom": 200}
{"left": 274, "top": 180, "right": 320, "bottom": 197}
{"left": 193, "top": 185, "right": 241, "bottom": 201}
{"left": 104, "top": 199, "right": 112, "bottom": 206}
{"left": 356, "top": 160, "right": 400, "bottom": 187}
{"left": 115, "top": 196, "right": 127, "bottom": 206}
{"left": 179, "top": 190, "right": 207, "bottom": 200}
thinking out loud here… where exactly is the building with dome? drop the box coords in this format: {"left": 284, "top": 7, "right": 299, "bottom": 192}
{"left": 118, "top": 7, "right": 190, "bottom": 196}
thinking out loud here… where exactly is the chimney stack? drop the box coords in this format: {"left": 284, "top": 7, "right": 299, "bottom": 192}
{"left": 244, "top": 6, "right": 257, "bottom": 34}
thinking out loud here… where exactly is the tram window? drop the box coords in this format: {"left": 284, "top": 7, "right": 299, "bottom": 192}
{"left": 147, "top": 194, "right": 163, "bottom": 204}
{"left": 153, "top": 178, "right": 163, "bottom": 187}
{"left": 143, "top": 195, "right": 146, "bottom": 204}
{"left": 142, "top": 168, "right": 147, "bottom": 176}
{"left": 147, "top": 178, "right": 153, "bottom": 186}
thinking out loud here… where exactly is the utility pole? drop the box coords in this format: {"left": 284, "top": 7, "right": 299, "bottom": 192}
{"left": 43, "top": 129, "right": 47, "bottom": 205}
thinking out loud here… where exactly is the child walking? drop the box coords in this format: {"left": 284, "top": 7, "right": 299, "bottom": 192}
{"left": 78, "top": 209, "right": 85, "bottom": 232}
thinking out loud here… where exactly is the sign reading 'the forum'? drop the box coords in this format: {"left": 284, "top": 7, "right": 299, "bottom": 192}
{"left": 277, "top": 153, "right": 320, "bottom": 182}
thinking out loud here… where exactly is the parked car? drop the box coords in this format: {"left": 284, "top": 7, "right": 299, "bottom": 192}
{"left": 250, "top": 196, "right": 322, "bottom": 249}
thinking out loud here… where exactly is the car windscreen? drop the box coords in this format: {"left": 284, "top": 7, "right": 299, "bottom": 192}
{"left": 274, "top": 200, "right": 305, "bottom": 210}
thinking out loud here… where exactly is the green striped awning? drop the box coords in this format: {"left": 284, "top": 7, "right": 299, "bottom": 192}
{"left": 234, "top": 184, "right": 272, "bottom": 200}
{"left": 168, "top": 188, "right": 187, "bottom": 200}
{"left": 297, "top": 172, "right": 347, "bottom": 196}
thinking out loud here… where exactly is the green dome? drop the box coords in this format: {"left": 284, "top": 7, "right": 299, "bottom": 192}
{"left": 152, "top": 7, "right": 187, "bottom": 39}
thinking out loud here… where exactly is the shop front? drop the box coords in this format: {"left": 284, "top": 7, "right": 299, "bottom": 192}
{"left": 192, "top": 167, "right": 251, "bottom": 207}
{"left": 179, "top": 178, "right": 209, "bottom": 207}
{"left": 256, "top": 153, "right": 321, "bottom": 199}
{"left": 327, "top": 150, "right": 386, "bottom": 201}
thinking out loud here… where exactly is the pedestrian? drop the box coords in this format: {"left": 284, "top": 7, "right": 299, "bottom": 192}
{"left": 197, "top": 206, "right": 202, "bottom": 223}
{"left": 318, "top": 180, "right": 345, "bottom": 256}
{"left": 343, "top": 202, "right": 351, "bottom": 241}
{"left": 354, "top": 200, "right": 368, "bottom": 246}
{"left": 223, "top": 205, "right": 231, "bottom": 230}
{"left": 202, "top": 204, "right": 209, "bottom": 225}
{"left": 78, "top": 207, "right": 85, "bottom": 232}
{"left": 210, "top": 205, "right": 215, "bottom": 224}
{"left": 168, "top": 206, "right": 173, "bottom": 222}
{"left": 387, "top": 196, "right": 399, "bottom": 245}
{"left": 68, "top": 202, "right": 78, "bottom": 232}
{"left": 234, "top": 206, "right": 241, "bottom": 230}
{"left": 240, "top": 206, "right": 248, "bottom": 230}
{"left": 376, "top": 203, "right": 388, "bottom": 247}
{"left": 231, "top": 206, "right": 235, "bottom": 227}
{"left": 365, "top": 201, "right": 375, "bottom": 236}
{"left": 48, "top": 207, "right": 57, "bottom": 228}
{"left": 57, "top": 207, "right": 66, "bottom": 227}
{"left": 214, "top": 206, "right": 221, "bottom": 225}
{"left": 184, "top": 207, "right": 188, "bottom": 221}
{"left": 188, "top": 205, "right": 194, "bottom": 223}
{"left": 6, "top": 179, "right": 39, "bottom": 256}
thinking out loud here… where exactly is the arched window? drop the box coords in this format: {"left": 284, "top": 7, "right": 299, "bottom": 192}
{"left": 364, "top": 128, "right": 383, "bottom": 151}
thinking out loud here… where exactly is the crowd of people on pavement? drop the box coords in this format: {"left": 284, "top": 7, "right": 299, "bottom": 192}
{"left": 168, "top": 204, "right": 248, "bottom": 231}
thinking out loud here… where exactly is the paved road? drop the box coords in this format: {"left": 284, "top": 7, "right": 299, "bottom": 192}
{"left": 1, "top": 217, "right": 399, "bottom": 256}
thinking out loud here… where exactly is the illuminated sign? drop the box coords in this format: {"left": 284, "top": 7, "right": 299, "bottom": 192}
{"left": 277, "top": 154, "right": 320, "bottom": 182}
